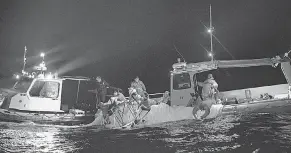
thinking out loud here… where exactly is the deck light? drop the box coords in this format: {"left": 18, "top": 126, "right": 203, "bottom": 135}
{"left": 45, "top": 72, "right": 53, "bottom": 79}
{"left": 40, "top": 52, "right": 45, "bottom": 61}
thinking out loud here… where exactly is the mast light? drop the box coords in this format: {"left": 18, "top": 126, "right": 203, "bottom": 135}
{"left": 40, "top": 52, "right": 45, "bottom": 58}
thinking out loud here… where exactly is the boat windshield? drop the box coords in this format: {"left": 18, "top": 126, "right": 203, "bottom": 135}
{"left": 13, "top": 78, "right": 33, "bottom": 93}
{"left": 173, "top": 72, "right": 191, "bottom": 90}
{"left": 29, "top": 80, "right": 60, "bottom": 99}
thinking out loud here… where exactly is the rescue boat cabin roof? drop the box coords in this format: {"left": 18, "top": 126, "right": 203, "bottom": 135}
{"left": 61, "top": 76, "right": 91, "bottom": 81}
{"left": 171, "top": 56, "right": 291, "bottom": 74}
{"left": 28, "top": 76, "right": 92, "bottom": 82}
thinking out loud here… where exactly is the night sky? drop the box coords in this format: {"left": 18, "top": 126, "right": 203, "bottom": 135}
{"left": 0, "top": 0, "right": 291, "bottom": 93}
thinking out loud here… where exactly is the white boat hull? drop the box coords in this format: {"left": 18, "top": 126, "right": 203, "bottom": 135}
{"left": 90, "top": 103, "right": 224, "bottom": 128}
{"left": 0, "top": 108, "right": 95, "bottom": 125}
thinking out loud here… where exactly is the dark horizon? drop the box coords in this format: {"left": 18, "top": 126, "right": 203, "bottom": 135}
{"left": 0, "top": 0, "right": 291, "bottom": 93}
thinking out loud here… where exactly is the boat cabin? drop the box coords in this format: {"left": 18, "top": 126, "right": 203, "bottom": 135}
{"left": 170, "top": 56, "right": 291, "bottom": 106}
{"left": 3, "top": 75, "right": 97, "bottom": 112}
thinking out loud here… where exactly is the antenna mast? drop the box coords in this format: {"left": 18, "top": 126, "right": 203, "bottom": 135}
{"left": 22, "top": 46, "right": 27, "bottom": 74}
{"left": 209, "top": 4, "right": 214, "bottom": 61}
{"left": 173, "top": 43, "right": 186, "bottom": 62}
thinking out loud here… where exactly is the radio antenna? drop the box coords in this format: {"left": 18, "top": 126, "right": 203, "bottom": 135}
{"left": 173, "top": 43, "right": 186, "bottom": 62}
{"left": 22, "top": 46, "right": 27, "bottom": 74}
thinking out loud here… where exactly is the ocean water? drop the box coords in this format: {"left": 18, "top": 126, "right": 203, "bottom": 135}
{"left": 0, "top": 113, "right": 291, "bottom": 153}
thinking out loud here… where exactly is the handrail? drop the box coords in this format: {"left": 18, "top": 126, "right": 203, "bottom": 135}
{"left": 148, "top": 93, "right": 164, "bottom": 96}
{"left": 122, "top": 93, "right": 165, "bottom": 99}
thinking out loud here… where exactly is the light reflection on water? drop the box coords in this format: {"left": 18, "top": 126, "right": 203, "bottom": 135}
{"left": 0, "top": 113, "right": 291, "bottom": 153}
{"left": 0, "top": 123, "right": 83, "bottom": 153}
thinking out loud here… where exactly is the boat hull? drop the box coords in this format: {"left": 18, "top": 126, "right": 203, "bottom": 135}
{"left": 95, "top": 99, "right": 291, "bottom": 128}
{"left": 0, "top": 109, "right": 95, "bottom": 126}
{"left": 222, "top": 98, "right": 291, "bottom": 115}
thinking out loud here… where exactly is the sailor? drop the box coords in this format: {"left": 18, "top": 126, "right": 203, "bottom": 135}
{"left": 128, "top": 87, "right": 151, "bottom": 122}
{"left": 109, "top": 89, "right": 127, "bottom": 106}
{"left": 139, "top": 92, "right": 151, "bottom": 111}
{"left": 100, "top": 89, "right": 126, "bottom": 124}
{"left": 197, "top": 74, "right": 218, "bottom": 101}
{"left": 128, "top": 87, "right": 144, "bottom": 110}
{"left": 193, "top": 74, "right": 218, "bottom": 119}
{"left": 131, "top": 76, "right": 147, "bottom": 98}
{"left": 95, "top": 76, "right": 110, "bottom": 108}
{"left": 134, "top": 92, "right": 151, "bottom": 125}
{"left": 158, "top": 91, "right": 171, "bottom": 105}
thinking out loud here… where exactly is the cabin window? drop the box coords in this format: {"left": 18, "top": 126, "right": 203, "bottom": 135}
{"left": 13, "top": 78, "right": 33, "bottom": 93}
{"left": 173, "top": 73, "right": 191, "bottom": 90}
{"left": 29, "top": 80, "right": 60, "bottom": 98}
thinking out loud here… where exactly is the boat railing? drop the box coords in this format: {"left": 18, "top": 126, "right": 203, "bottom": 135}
{"left": 123, "top": 92, "right": 164, "bottom": 100}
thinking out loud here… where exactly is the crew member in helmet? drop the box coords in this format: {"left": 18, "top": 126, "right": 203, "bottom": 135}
{"left": 193, "top": 74, "right": 219, "bottom": 119}
{"left": 197, "top": 74, "right": 218, "bottom": 101}
{"left": 100, "top": 89, "right": 126, "bottom": 124}
{"left": 128, "top": 87, "right": 151, "bottom": 112}
{"left": 130, "top": 76, "right": 147, "bottom": 98}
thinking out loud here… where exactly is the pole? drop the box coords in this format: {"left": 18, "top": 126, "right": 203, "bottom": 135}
{"left": 210, "top": 5, "right": 214, "bottom": 62}
{"left": 76, "top": 80, "right": 80, "bottom": 104}
{"left": 22, "top": 46, "right": 27, "bottom": 73}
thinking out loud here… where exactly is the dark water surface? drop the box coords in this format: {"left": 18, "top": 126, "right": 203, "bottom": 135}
{"left": 1, "top": 113, "right": 291, "bottom": 153}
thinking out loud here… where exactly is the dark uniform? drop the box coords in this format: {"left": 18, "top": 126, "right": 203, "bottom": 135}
{"left": 96, "top": 80, "right": 109, "bottom": 107}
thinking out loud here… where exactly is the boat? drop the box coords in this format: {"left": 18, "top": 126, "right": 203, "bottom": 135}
{"left": 0, "top": 49, "right": 97, "bottom": 126}
{"left": 89, "top": 52, "right": 291, "bottom": 129}
{"left": 170, "top": 53, "right": 291, "bottom": 114}
{"left": 168, "top": 5, "right": 291, "bottom": 116}
{"left": 90, "top": 6, "right": 291, "bottom": 128}
{"left": 0, "top": 74, "right": 97, "bottom": 125}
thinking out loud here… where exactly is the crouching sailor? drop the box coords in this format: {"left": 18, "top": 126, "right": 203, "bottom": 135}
{"left": 193, "top": 74, "right": 218, "bottom": 120}
{"left": 128, "top": 87, "right": 151, "bottom": 125}
{"left": 100, "top": 89, "right": 126, "bottom": 125}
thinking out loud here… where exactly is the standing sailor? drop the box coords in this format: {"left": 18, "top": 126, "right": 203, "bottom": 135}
{"left": 95, "top": 76, "right": 109, "bottom": 108}
{"left": 193, "top": 74, "right": 218, "bottom": 119}
{"left": 198, "top": 74, "right": 218, "bottom": 101}
{"left": 130, "top": 76, "right": 147, "bottom": 98}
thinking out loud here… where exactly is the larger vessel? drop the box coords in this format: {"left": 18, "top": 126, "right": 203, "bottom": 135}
{"left": 91, "top": 6, "right": 291, "bottom": 128}
{"left": 91, "top": 53, "right": 291, "bottom": 129}
{"left": 170, "top": 53, "right": 291, "bottom": 115}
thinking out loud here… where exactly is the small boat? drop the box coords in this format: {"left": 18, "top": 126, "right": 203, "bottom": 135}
{"left": 0, "top": 75, "right": 97, "bottom": 125}
{"left": 0, "top": 49, "right": 97, "bottom": 126}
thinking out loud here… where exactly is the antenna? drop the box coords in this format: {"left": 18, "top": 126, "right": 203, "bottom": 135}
{"left": 22, "top": 46, "right": 27, "bottom": 74}
{"left": 208, "top": 4, "right": 214, "bottom": 61}
{"left": 173, "top": 43, "right": 186, "bottom": 62}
